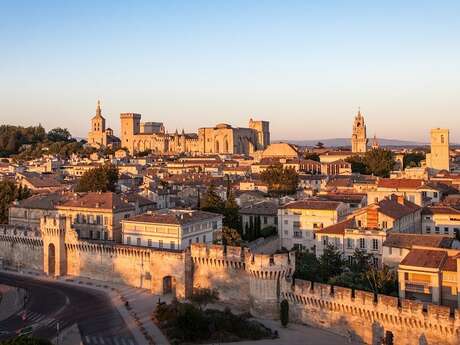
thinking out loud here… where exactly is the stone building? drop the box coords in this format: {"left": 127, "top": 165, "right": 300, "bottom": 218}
{"left": 426, "top": 128, "right": 450, "bottom": 173}
{"left": 121, "top": 209, "right": 222, "bottom": 250}
{"left": 119, "top": 112, "right": 269, "bottom": 155}
{"left": 351, "top": 109, "right": 368, "bottom": 153}
{"left": 278, "top": 199, "right": 349, "bottom": 251}
{"left": 87, "top": 101, "right": 121, "bottom": 149}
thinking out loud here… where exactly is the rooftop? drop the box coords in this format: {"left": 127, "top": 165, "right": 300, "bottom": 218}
{"left": 123, "top": 209, "right": 222, "bottom": 225}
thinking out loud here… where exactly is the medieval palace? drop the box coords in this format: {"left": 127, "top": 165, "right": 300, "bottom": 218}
{"left": 88, "top": 101, "right": 270, "bottom": 155}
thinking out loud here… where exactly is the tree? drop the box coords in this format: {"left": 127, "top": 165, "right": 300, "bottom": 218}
{"left": 347, "top": 249, "right": 374, "bottom": 274}
{"left": 403, "top": 152, "right": 425, "bottom": 169}
{"left": 363, "top": 148, "right": 395, "bottom": 177}
{"left": 365, "top": 265, "right": 398, "bottom": 295}
{"left": 223, "top": 192, "right": 240, "bottom": 230}
{"left": 190, "top": 288, "right": 219, "bottom": 310}
{"left": 346, "top": 155, "right": 367, "bottom": 174}
{"left": 280, "top": 299, "right": 289, "bottom": 327}
{"left": 315, "top": 142, "right": 325, "bottom": 149}
{"left": 0, "top": 181, "right": 31, "bottom": 223}
{"left": 200, "top": 184, "right": 225, "bottom": 214}
{"left": 294, "top": 250, "right": 320, "bottom": 282}
{"left": 220, "top": 226, "right": 242, "bottom": 246}
{"left": 47, "top": 127, "right": 72, "bottom": 142}
{"left": 260, "top": 165, "right": 299, "bottom": 196}
{"left": 75, "top": 164, "right": 118, "bottom": 192}
{"left": 304, "top": 153, "right": 320, "bottom": 162}
{"left": 346, "top": 149, "right": 395, "bottom": 177}
{"left": 318, "top": 244, "right": 344, "bottom": 282}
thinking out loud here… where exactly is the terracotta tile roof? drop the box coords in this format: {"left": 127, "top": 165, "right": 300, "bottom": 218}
{"left": 400, "top": 249, "right": 447, "bottom": 269}
{"left": 124, "top": 209, "right": 221, "bottom": 225}
{"left": 442, "top": 256, "right": 457, "bottom": 272}
{"left": 316, "top": 218, "right": 355, "bottom": 235}
{"left": 422, "top": 206, "right": 460, "bottom": 216}
{"left": 383, "top": 233, "right": 453, "bottom": 249}
{"left": 14, "top": 192, "right": 69, "bottom": 210}
{"left": 318, "top": 193, "right": 366, "bottom": 204}
{"left": 376, "top": 196, "right": 420, "bottom": 219}
{"left": 240, "top": 201, "right": 278, "bottom": 216}
{"left": 58, "top": 192, "right": 134, "bottom": 212}
{"left": 19, "top": 172, "right": 63, "bottom": 188}
{"left": 280, "top": 199, "right": 343, "bottom": 211}
{"left": 377, "top": 178, "right": 424, "bottom": 189}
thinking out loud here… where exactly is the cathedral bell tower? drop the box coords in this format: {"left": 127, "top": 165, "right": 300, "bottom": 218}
{"left": 351, "top": 109, "right": 368, "bottom": 153}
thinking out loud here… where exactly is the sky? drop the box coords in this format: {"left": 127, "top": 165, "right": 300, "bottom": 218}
{"left": 1, "top": 0, "right": 459, "bottom": 142}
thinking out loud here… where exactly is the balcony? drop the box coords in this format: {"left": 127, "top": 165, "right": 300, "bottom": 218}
{"left": 405, "top": 281, "right": 431, "bottom": 294}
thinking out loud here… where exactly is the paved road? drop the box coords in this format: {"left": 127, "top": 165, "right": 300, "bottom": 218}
{"left": 0, "top": 273, "right": 137, "bottom": 345}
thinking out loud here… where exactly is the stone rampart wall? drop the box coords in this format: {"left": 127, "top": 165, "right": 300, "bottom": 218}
{"left": 281, "top": 278, "right": 460, "bottom": 345}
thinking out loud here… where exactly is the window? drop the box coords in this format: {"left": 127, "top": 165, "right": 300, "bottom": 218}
{"left": 263, "top": 217, "right": 267, "bottom": 225}
{"left": 444, "top": 227, "right": 449, "bottom": 234}
{"left": 372, "top": 239, "right": 378, "bottom": 251}
{"left": 127, "top": 236, "right": 131, "bottom": 245}
{"left": 389, "top": 247, "right": 392, "bottom": 255}
{"left": 348, "top": 256, "right": 353, "bottom": 265}
{"left": 170, "top": 242, "right": 175, "bottom": 250}
{"left": 433, "top": 192, "right": 438, "bottom": 198}
{"left": 347, "top": 238, "right": 353, "bottom": 249}
{"left": 137, "top": 238, "right": 141, "bottom": 246}
{"left": 293, "top": 231, "right": 302, "bottom": 238}
{"left": 196, "top": 237, "right": 199, "bottom": 243}
{"left": 359, "top": 238, "right": 365, "bottom": 249}
{"left": 148, "top": 239, "right": 152, "bottom": 247}
{"left": 455, "top": 229, "right": 460, "bottom": 238}
{"left": 202, "top": 235, "right": 206, "bottom": 242}
{"left": 159, "top": 240, "right": 163, "bottom": 248}
{"left": 323, "top": 236, "right": 329, "bottom": 245}
{"left": 382, "top": 221, "right": 388, "bottom": 229}
{"left": 293, "top": 221, "right": 301, "bottom": 228}
{"left": 357, "top": 220, "right": 362, "bottom": 227}
{"left": 284, "top": 220, "right": 288, "bottom": 225}
{"left": 372, "top": 257, "right": 379, "bottom": 267}
{"left": 425, "top": 226, "right": 431, "bottom": 234}
{"left": 188, "top": 239, "right": 192, "bottom": 246}
{"left": 212, "top": 221, "right": 218, "bottom": 230}
{"left": 435, "top": 226, "right": 440, "bottom": 234}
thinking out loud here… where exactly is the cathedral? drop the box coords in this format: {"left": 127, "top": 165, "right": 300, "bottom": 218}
{"left": 88, "top": 102, "right": 270, "bottom": 155}
{"left": 351, "top": 109, "right": 368, "bottom": 153}
{"left": 87, "top": 101, "right": 121, "bottom": 149}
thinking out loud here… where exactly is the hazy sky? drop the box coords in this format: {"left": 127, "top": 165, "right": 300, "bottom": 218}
{"left": 1, "top": 1, "right": 459, "bottom": 142}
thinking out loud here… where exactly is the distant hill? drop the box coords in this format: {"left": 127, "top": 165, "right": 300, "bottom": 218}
{"left": 272, "top": 138, "right": 428, "bottom": 147}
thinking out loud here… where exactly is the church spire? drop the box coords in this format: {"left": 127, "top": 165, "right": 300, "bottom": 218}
{"left": 96, "top": 100, "right": 102, "bottom": 118}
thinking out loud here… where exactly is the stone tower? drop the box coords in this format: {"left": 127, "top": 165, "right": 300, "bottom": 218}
{"left": 41, "top": 215, "right": 68, "bottom": 277}
{"left": 371, "top": 134, "right": 379, "bottom": 150}
{"left": 87, "top": 100, "right": 106, "bottom": 147}
{"left": 245, "top": 251, "right": 295, "bottom": 319}
{"left": 426, "top": 128, "right": 450, "bottom": 172}
{"left": 249, "top": 119, "right": 270, "bottom": 150}
{"left": 351, "top": 109, "right": 368, "bottom": 153}
{"left": 120, "top": 113, "right": 141, "bottom": 152}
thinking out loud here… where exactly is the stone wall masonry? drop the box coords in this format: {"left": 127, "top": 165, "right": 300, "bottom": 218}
{"left": 0, "top": 225, "right": 43, "bottom": 271}
{"left": 65, "top": 241, "right": 188, "bottom": 298}
{"left": 281, "top": 278, "right": 460, "bottom": 345}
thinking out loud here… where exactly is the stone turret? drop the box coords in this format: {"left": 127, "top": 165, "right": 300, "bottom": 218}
{"left": 245, "top": 251, "right": 295, "bottom": 319}
{"left": 41, "top": 215, "right": 68, "bottom": 277}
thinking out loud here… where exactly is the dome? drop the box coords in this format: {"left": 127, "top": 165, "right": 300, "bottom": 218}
{"left": 215, "top": 123, "right": 232, "bottom": 129}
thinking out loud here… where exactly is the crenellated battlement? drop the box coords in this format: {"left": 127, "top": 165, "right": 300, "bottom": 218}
{"left": 40, "top": 215, "right": 67, "bottom": 237}
{"left": 281, "top": 278, "right": 460, "bottom": 344}
{"left": 190, "top": 243, "right": 295, "bottom": 278}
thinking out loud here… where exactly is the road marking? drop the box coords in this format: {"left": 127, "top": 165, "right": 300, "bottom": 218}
{"left": 99, "top": 337, "right": 105, "bottom": 344}
{"left": 85, "top": 335, "right": 90, "bottom": 344}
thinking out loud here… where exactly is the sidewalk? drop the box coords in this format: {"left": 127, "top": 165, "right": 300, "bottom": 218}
{"left": 1, "top": 268, "right": 169, "bottom": 345}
